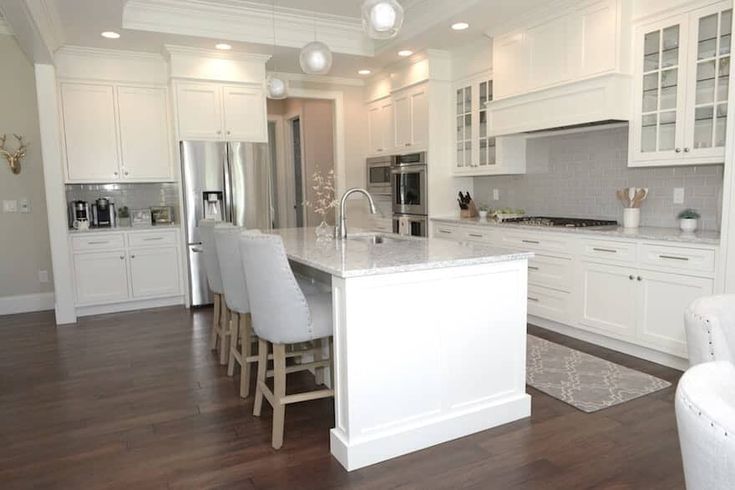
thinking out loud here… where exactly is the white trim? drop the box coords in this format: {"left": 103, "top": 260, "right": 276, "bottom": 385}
{"left": 164, "top": 44, "right": 271, "bottom": 64}
{"left": 530, "top": 316, "right": 688, "bottom": 371}
{"left": 124, "top": 0, "right": 373, "bottom": 57}
{"left": 0, "top": 292, "right": 55, "bottom": 316}
{"left": 76, "top": 296, "right": 185, "bottom": 317}
{"left": 269, "top": 71, "right": 364, "bottom": 87}
{"left": 57, "top": 45, "right": 166, "bottom": 62}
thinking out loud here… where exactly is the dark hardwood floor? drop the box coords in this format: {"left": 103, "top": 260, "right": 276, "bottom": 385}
{"left": 0, "top": 306, "right": 685, "bottom": 489}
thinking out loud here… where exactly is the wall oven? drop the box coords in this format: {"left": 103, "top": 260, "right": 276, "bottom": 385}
{"left": 393, "top": 213, "right": 427, "bottom": 237}
{"left": 366, "top": 156, "right": 392, "bottom": 195}
{"left": 391, "top": 152, "right": 427, "bottom": 216}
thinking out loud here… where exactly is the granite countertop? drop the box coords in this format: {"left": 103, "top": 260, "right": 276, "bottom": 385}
{"left": 431, "top": 217, "right": 721, "bottom": 246}
{"left": 268, "top": 227, "right": 533, "bottom": 279}
{"left": 67, "top": 224, "right": 181, "bottom": 234}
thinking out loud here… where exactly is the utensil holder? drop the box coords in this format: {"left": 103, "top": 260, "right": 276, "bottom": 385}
{"left": 460, "top": 200, "right": 478, "bottom": 218}
{"left": 623, "top": 208, "right": 640, "bottom": 229}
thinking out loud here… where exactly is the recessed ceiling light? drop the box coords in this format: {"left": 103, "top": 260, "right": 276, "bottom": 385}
{"left": 358, "top": 69, "right": 372, "bottom": 75}
{"left": 398, "top": 49, "right": 413, "bottom": 57}
{"left": 216, "top": 43, "right": 232, "bottom": 50}
{"left": 101, "top": 31, "right": 120, "bottom": 39}
{"left": 451, "top": 22, "right": 469, "bottom": 31}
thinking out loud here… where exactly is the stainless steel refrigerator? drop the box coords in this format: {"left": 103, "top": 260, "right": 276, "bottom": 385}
{"left": 180, "top": 141, "right": 272, "bottom": 306}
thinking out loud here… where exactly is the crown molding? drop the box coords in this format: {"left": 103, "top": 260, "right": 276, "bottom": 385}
{"left": 56, "top": 45, "right": 167, "bottom": 62}
{"left": 24, "top": 0, "right": 63, "bottom": 51}
{"left": 164, "top": 44, "right": 272, "bottom": 63}
{"left": 124, "top": 0, "right": 374, "bottom": 57}
{"left": 269, "top": 71, "right": 364, "bottom": 87}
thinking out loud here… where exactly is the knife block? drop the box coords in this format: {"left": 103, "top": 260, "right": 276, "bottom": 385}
{"left": 460, "top": 200, "right": 478, "bottom": 218}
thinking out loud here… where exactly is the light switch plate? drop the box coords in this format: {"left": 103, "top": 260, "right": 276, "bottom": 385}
{"left": 673, "top": 188, "right": 685, "bottom": 204}
{"left": 493, "top": 189, "right": 500, "bottom": 201}
{"left": 38, "top": 270, "right": 49, "bottom": 283}
{"left": 19, "top": 198, "right": 30, "bottom": 213}
{"left": 3, "top": 200, "right": 17, "bottom": 213}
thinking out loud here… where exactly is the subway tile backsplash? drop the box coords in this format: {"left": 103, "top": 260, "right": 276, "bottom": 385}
{"left": 65, "top": 183, "right": 180, "bottom": 221}
{"left": 473, "top": 126, "right": 724, "bottom": 231}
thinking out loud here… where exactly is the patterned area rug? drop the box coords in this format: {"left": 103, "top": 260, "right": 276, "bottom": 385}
{"left": 526, "top": 335, "right": 672, "bottom": 413}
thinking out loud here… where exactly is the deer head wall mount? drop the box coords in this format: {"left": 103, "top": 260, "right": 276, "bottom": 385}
{"left": 0, "top": 134, "right": 28, "bottom": 175}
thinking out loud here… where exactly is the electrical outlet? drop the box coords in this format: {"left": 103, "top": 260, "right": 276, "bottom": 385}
{"left": 19, "top": 198, "right": 30, "bottom": 213}
{"left": 3, "top": 200, "right": 17, "bottom": 213}
{"left": 493, "top": 189, "right": 500, "bottom": 201}
{"left": 38, "top": 270, "right": 49, "bottom": 283}
{"left": 673, "top": 188, "right": 685, "bottom": 204}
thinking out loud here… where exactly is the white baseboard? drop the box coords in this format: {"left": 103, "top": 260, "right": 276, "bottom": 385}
{"left": 75, "top": 296, "right": 185, "bottom": 317}
{"left": 0, "top": 292, "right": 55, "bottom": 315}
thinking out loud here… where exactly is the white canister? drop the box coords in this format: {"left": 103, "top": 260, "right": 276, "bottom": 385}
{"left": 623, "top": 208, "right": 640, "bottom": 229}
{"left": 680, "top": 218, "right": 698, "bottom": 232}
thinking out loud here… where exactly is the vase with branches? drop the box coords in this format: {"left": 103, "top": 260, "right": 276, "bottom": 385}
{"left": 304, "top": 167, "right": 338, "bottom": 239}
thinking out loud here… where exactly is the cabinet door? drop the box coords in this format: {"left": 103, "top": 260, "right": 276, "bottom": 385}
{"left": 683, "top": 3, "right": 732, "bottom": 161}
{"left": 222, "top": 85, "right": 267, "bottom": 142}
{"left": 493, "top": 32, "right": 529, "bottom": 99}
{"left": 367, "top": 101, "right": 384, "bottom": 154}
{"left": 117, "top": 86, "right": 173, "bottom": 181}
{"left": 637, "top": 270, "right": 713, "bottom": 357}
{"left": 410, "top": 86, "right": 428, "bottom": 149}
{"left": 455, "top": 85, "right": 473, "bottom": 170}
{"left": 580, "top": 262, "right": 637, "bottom": 338}
{"left": 578, "top": 0, "right": 618, "bottom": 77}
{"left": 61, "top": 83, "right": 121, "bottom": 182}
{"left": 129, "top": 247, "right": 182, "bottom": 298}
{"left": 477, "top": 79, "right": 496, "bottom": 170}
{"left": 630, "top": 16, "right": 689, "bottom": 165}
{"left": 393, "top": 90, "right": 412, "bottom": 149}
{"left": 73, "top": 251, "right": 129, "bottom": 305}
{"left": 176, "top": 82, "right": 223, "bottom": 140}
{"left": 527, "top": 14, "right": 571, "bottom": 89}
{"left": 380, "top": 99, "right": 395, "bottom": 153}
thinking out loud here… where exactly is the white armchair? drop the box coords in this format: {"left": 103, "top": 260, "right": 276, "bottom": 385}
{"left": 684, "top": 295, "right": 735, "bottom": 366}
{"left": 675, "top": 361, "right": 735, "bottom": 490}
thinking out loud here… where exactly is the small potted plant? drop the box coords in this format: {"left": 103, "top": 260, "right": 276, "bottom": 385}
{"left": 678, "top": 209, "right": 700, "bottom": 232}
{"left": 117, "top": 206, "right": 131, "bottom": 227}
{"left": 477, "top": 204, "right": 490, "bottom": 220}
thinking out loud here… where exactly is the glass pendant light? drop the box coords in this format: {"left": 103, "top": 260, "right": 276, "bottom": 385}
{"left": 299, "top": 9, "right": 333, "bottom": 75}
{"left": 267, "top": 0, "right": 287, "bottom": 99}
{"left": 361, "top": 0, "right": 404, "bottom": 40}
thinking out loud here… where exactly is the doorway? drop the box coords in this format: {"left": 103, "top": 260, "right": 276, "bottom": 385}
{"left": 290, "top": 116, "right": 305, "bottom": 228}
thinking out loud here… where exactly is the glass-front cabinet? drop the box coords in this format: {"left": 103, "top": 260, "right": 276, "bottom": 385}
{"left": 454, "top": 72, "right": 525, "bottom": 175}
{"left": 630, "top": 1, "right": 732, "bottom": 166}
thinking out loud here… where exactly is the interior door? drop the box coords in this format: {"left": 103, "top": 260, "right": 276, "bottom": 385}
{"left": 117, "top": 86, "right": 173, "bottom": 181}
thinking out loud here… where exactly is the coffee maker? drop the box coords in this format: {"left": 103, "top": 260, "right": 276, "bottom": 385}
{"left": 68, "top": 200, "right": 90, "bottom": 228}
{"left": 91, "top": 197, "right": 116, "bottom": 228}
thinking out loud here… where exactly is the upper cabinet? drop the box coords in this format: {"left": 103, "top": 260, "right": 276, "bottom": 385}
{"left": 174, "top": 81, "right": 267, "bottom": 142}
{"left": 60, "top": 82, "right": 174, "bottom": 183}
{"left": 454, "top": 74, "right": 526, "bottom": 176}
{"left": 629, "top": 1, "right": 732, "bottom": 166}
{"left": 366, "top": 82, "right": 428, "bottom": 156}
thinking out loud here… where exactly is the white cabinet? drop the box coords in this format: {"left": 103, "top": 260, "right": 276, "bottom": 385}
{"left": 367, "top": 97, "right": 394, "bottom": 155}
{"left": 70, "top": 230, "right": 183, "bottom": 307}
{"left": 175, "top": 81, "right": 267, "bottom": 142}
{"left": 73, "top": 251, "right": 129, "bottom": 305}
{"left": 393, "top": 84, "right": 428, "bottom": 151}
{"left": 580, "top": 262, "right": 639, "bottom": 338}
{"left": 117, "top": 86, "right": 173, "bottom": 181}
{"left": 61, "top": 83, "right": 121, "bottom": 182}
{"left": 129, "top": 246, "right": 182, "bottom": 298}
{"left": 630, "top": 1, "right": 732, "bottom": 166}
{"left": 453, "top": 74, "right": 526, "bottom": 176}
{"left": 60, "top": 82, "right": 174, "bottom": 183}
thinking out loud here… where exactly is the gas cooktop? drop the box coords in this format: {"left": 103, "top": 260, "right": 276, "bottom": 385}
{"left": 501, "top": 217, "right": 618, "bottom": 228}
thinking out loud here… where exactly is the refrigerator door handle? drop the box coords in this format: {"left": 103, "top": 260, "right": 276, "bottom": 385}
{"left": 223, "top": 143, "right": 234, "bottom": 223}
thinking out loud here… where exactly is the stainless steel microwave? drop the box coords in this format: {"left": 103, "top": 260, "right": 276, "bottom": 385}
{"left": 366, "top": 156, "right": 392, "bottom": 195}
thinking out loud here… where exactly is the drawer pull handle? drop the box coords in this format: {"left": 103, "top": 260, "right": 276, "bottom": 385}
{"left": 439, "top": 230, "right": 451, "bottom": 234}
{"left": 468, "top": 233, "right": 483, "bottom": 238}
{"left": 593, "top": 247, "right": 617, "bottom": 253}
{"left": 143, "top": 237, "right": 164, "bottom": 241}
{"left": 528, "top": 266, "right": 539, "bottom": 271}
{"left": 87, "top": 241, "right": 109, "bottom": 245}
{"left": 659, "top": 254, "right": 689, "bottom": 261}
{"left": 522, "top": 239, "right": 540, "bottom": 244}
{"left": 528, "top": 297, "right": 540, "bottom": 302}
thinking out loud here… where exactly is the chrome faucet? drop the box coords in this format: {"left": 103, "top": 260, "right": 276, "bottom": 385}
{"left": 336, "top": 188, "right": 377, "bottom": 239}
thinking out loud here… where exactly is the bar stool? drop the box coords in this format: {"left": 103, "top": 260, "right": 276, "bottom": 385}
{"left": 239, "top": 233, "right": 334, "bottom": 449}
{"left": 198, "top": 219, "right": 233, "bottom": 365}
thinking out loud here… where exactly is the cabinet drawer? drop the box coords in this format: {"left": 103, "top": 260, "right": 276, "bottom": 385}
{"left": 502, "top": 231, "right": 570, "bottom": 253}
{"left": 581, "top": 239, "right": 636, "bottom": 263}
{"left": 71, "top": 233, "right": 124, "bottom": 252}
{"left": 528, "top": 254, "right": 573, "bottom": 292}
{"left": 638, "top": 244, "right": 715, "bottom": 274}
{"left": 527, "top": 285, "right": 572, "bottom": 324}
{"left": 434, "top": 225, "right": 459, "bottom": 238}
{"left": 461, "top": 228, "right": 494, "bottom": 243}
{"left": 127, "top": 231, "right": 177, "bottom": 248}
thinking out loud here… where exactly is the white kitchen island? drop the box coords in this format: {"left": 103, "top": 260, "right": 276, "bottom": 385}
{"left": 270, "top": 228, "right": 533, "bottom": 471}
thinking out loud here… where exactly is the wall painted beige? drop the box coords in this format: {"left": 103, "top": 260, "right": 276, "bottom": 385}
{"left": 0, "top": 35, "right": 52, "bottom": 300}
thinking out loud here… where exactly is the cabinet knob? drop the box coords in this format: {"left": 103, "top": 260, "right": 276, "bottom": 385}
{"left": 637, "top": 276, "right": 643, "bottom": 281}
{"left": 217, "top": 130, "right": 222, "bottom": 135}
{"left": 684, "top": 147, "right": 690, "bottom": 153}
{"left": 131, "top": 254, "right": 136, "bottom": 259}
{"left": 124, "top": 170, "right": 129, "bottom": 176}
{"left": 113, "top": 171, "right": 119, "bottom": 176}
{"left": 629, "top": 275, "right": 634, "bottom": 280}
{"left": 675, "top": 148, "right": 682, "bottom": 153}
{"left": 119, "top": 255, "right": 124, "bottom": 260}
{"left": 405, "top": 143, "right": 411, "bottom": 147}
{"left": 227, "top": 131, "right": 231, "bottom": 135}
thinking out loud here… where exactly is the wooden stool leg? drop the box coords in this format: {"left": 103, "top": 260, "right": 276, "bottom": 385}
{"left": 328, "top": 336, "right": 335, "bottom": 389}
{"left": 227, "top": 312, "right": 239, "bottom": 376}
{"left": 314, "top": 338, "right": 325, "bottom": 385}
{"left": 272, "top": 343, "right": 287, "bottom": 450}
{"left": 210, "top": 293, "right": 220, "bottom": 350}
{"left": 253, "top": 338, "right": 268, "bottom": 417}
{"left": 239, "top": 314, "right": 252, "bottom": 398}
{"left": 219, "top": 306, "right": 230, "bottom": 365}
